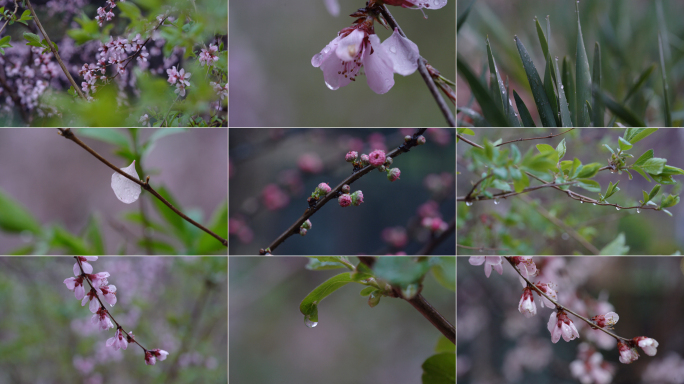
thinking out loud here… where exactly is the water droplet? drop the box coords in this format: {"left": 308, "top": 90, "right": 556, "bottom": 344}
{"left": 494, "top": 198, "right": 500, "bottom": 205}
{"left": 465, "top": 201, "right": 473, "bottom": 206}
{"left": 616, "top": 207, "right": 620, "bottom": 211}
{"left": 389, "top": 45, "right": 397, "bottom": 54}
{"left": 636, "top": 208, "right": 641, "bottom": 213}
{"left": 580, "top": 200, "right": 583, "bottom": 204}
{"left": 561, "top": 85, "right": 564, "bottom": 90}
{"left": 323, "top": 46, "right": 331, "bottom": 54}
{"left": 304, "top": 315, "right": 318, "bottom": 328}
{"left": 324, "top": 81, "right": 334, "bottom": 90}
{"left": 593, "top": 203, "right": 597, "bottom": 206}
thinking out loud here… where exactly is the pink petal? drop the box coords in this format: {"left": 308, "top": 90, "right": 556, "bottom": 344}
{"left": 335, "top": 30, "right": 364, "bottom": 62}
{"left": 364, "top": 35, "right": 394, "bottom": 94}
{"left": 381, "top": 29, "right": 420, "bottom": 76}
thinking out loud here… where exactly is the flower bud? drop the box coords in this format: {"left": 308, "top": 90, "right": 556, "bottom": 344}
{"left": 345, "top": 151, "right": 358, "bottom": 162}
{"left": 384, "top": 156, "right": 393, "bottom": 166}
{"left": 301, "top": 219, "right": 312, "bottom": 230}
{"left": 299, "top": 228, "right": 308, "bottom": 236}
{"left": 312, "top": 182, "right": 331, "bottom": 198}
{"left": 351, "top": 190, "right": 364, "bottom": 206}
{"left": 404, "top": 135, "right": 412, "bottom": 142}
{"left": 360, "top": 154, "right": 370, "bottom": 167}
{"left": 387, "top": 168, "right": 401, "bottom": 182}
{"left": 618, "top": 341, "right": 640, "bottom": 364}
{"left": 369, "top": 149, "right": 386, "bottom": 167}
{"left": 416, "top": 135, "right": 426, "bottom": 145}
{"left": 338, "top": 194, "right": 352, "bottom": 207}
{"left": 341, "top": 184, "right": 351, "bottom": 194}
{"left": 377, "top": 165, "right": 386, "bottom": 172}
{"left": 634, "top": 337, "right": 659, "bottom": 356}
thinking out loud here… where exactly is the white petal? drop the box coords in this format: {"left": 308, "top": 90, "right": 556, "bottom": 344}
{"left": 111, "top": 161, "right": 142, "bottom": 204}
{"left": 381, "top": 29, "right": 420, "bottom": 76}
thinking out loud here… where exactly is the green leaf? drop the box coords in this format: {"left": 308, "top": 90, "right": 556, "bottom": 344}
{"left": 605, "top": 180, "right": 620, "bottom": 199}
{"left": 299, "top": 272, "right": 355, "bottom": 323}
{"left": 23, "top": 32, "right": 43, "bottom": 48}
{"left": 634, "top": 149, "right": 654, "bottom": 166}
{"left": 430, "top": 257, "right": 455, "bottom": 292}
{"left": 196, "top": 200, "right": 228, "bottom": 254}
{"left": 625, "top": 128, "right": 658, "bottom": 144}
{"left": 373, "top": 257, "right": 430, "bottom": 286}
{"left": 0, "top": 190, "right": 42, "bottom": 234}
{"left": 514, "top": 36, "right": 557, "bottom": 127}
{"left": 458, "top": 56, "right": 510, "bottom": 127}
{"left": 50, "top": 226, "right": 91, "bottom": 254}
{"left": 117, "top": 1, "right": 142, "bottom": 21}
{"left": 491, "top": 179, "right": 512, "bottom": 192}
{"left": 513, "top": 90, "right": 536, "bottom": 127}
{"left": 633, "top": 166, "right": 652, "bottom": 182}
{"left": 642, "top": 191, "right": 650, "bottom": 205}
{"left": 543, "top": 55, "right": 560, "bottom": 127}
{"left": 649, "top": 184, "right": 661, "bottom": 201}
{"left": 577, "top": 162, "right": 601, "bottom": 178}
{"left": 576, "top": 179, "right": 601, "bottom": 192}
{"left": 555, "top": 138, "right": 567, "bottom": 161}
{"left": 599, "top": 233, "right": 629, "bottom": 255}
{"left": 434, "top": 336, "right": 456, "bottom": 354}
{"left": 661, "top": 165, "right": 684, "bottom": 176}
{"left": 554, "top": 57, "right": 573, "bottom": 127}
{"left": 457, "top": 128, "right": 474, "bottom": 136}
{"left": 359, "top": 286, "right": 377, "bottom": 296}
{"left": 562, "top": 56, "right": 577, "bottom": 126}
{"left": 651, "top": 174, "right": 677, "bottom": 185}
{"left": 486, "top": 37, "right": 506, "bottom": 115}
{"left": 662, "top": 209, "right": 673, "bottom": 217}
{"left": 641, "top": 158, "right": 667, "bottom": 175}
{"left": 421, "top": 353, "right": 455, "bottom": 384}
{"left": 661, "top": 194, "right": 680, "bottom": 209}
{"left": 150, "top": 186, "right": 188, "bottom": 243}
{"left": 575, "top": 1, "right": 592, "bottom": 127}
{"left": 603, "top": 144, "right": 615, "bottom": 155}
{"left": 592, "top": 43, "right": 604, "bottom": 126}
{"left": 618, "top": 136, "right": 633, "bottom": 151}
{"left": 83, "top": 215, "right": 105, "bottom": 255}
{"left": 305, "top": 257, "right": 352, "bottom": 271}
{"left": 602, "top": 92, "right": 646, "bottom": 127}
{"left": 658, "top": 32, "right": 672, "bottom": 127}
{"left": 76, "top": 128, "right": 130, "bottom": 147}
{"left": 0, "top": 35, "right": 11, "bottom": 49}
{"left": 514, "top": 171, "right": 530, "bottom": 193}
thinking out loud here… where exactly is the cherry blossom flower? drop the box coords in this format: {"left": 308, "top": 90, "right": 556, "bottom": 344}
{"left": 92, "top": 307, "right": 115, "bottom": 330}
{"left": 64, "top": 276, "right": 86, "bottom": 300}
{"left": 88, "top": 272, "right": 110, "bottom": 289}
{"left": 382, "top": 0, "right": 448, "bottom": 9}
{"left": 82, "top": 288, "right": 101, "bottom": 313}
{"left": 199, "top": 44, "right": 219, "bottom": 67}
{"left": 145, "top": 349, "right": 169, "bottom": 365}
{"left": 99, "top": 284, "right": 117, "bottom": 307}
{"left": 618, "top": 340, "right": 640, "bottom": 364}
{"left": 518, "top": 287, "right": 537, "bottom": 318}
{"left": 510, "top": 256, "right": 538, "bottom": 287}
{"left": 312, "top": 28, "right": 419, "bottom": 94}
{"left": 106, "top": 328, "right": 128, "bottom": 351}
{"left": 570, "top": 343, "right": 615, "bottom": 384}
{"left": 338, "top": 194, "right": 352, "bottom": 207}
{"left": 534, "top": 282, "right": 558, "bottom": 308}
{"left": 591, "top": 312, "right": 619, "bottom": 328}
{"left": 368, "top": 150, "right": 386, "bottom": 167}
{"left": 634, "top": 337, "right": 659, "bottom": 356}
{"left": 548, "top": 310, "right": 580, "bottom": 343}
{"left": 73, "top": 256, "right": 98, "bottom": 276}
{"left": 469, "top": 256, "right": 503, "bottom": 278}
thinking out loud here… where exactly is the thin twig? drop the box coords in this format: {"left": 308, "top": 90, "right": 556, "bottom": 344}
{"left": 456, "top": 133, "right": 483, "bottom": 148}
{"left": 58, "top": 128, "right": 227, "bottom": 247}
{"left": 458, "top": 181, "right": 579, "bottom": 202}
{"left": 0, "top": 0, "right": 19, "bottom": 36}
{"left": 262, "top": 128, "right": 427, "bottom": 254}
{"left": 503, "top": 257, "right": 630, "bottom": 342}
{"left": 26, "top": 0, "right": 86, "bottom": 99}
{"left": 416, "top": 218, "right": 455, "bottom": 255}
{"left": 495, "top": 128, "right": 575, "bottom": 147}
{"left": 378, "top": 5, "right": 455, "bottom": 127}
{"left": 457, "top": 244, "right": 509, "bottom": 251}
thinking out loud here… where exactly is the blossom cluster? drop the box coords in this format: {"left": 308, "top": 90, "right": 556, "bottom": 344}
{"left": 346, "top": 149, "right": 403, "bottom": 183}
{"left": 63, "top": 256, "right": 168, "bottom": 365}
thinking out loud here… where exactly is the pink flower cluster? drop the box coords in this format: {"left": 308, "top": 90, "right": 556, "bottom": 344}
{"left": 199, "top": 44, "right": 219, "bottom": 67}
{"left": 79, "top": 34, "right": 148, "bottom": 96}
{"left": 95, "top": 0, "right": 121, "bottom": 27}
{"left": 167, "top": 66, "right": 192, "bottom": 97}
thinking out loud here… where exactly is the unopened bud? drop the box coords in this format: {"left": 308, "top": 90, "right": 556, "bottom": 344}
{"left": 404, "top": 135, "right": 412, "bottom": 142}
{"left": 345, "top": 151, "right": 358, "bottom": 162}
{"left": 384, "top": 156, "right": 393, "bottom": 166}
{"left": 387, "top": 168, "right": 401, "bottom": 182}
{"left": 416, "top": 135, "right": 426, "bottom": 145}
{"left": 351, "top": 190, "right": 364, "bottom": 206}
{"left": 299, "top": 228, "right": 308, "bottom": 236}
{"left": 341, "top": 184, "right": 351, "bottom": 194}
{"left": 301, "top": 219, "right": 312, "bottom": 230}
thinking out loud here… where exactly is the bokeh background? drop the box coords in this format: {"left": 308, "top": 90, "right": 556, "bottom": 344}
{"left": 229, "top": 0, "right": 455, "bottom": 127}
{"left": 457, "top": 128, "right": 684, "bottom": 255}
{"left": 229, "top": 256, "right": 455, "bottom": 384}
{"left": 457, "top": 0, "right": 684, "bottom": 126}
{"left": 0, "top": 256, "right": 227, "bottom": 383}
{"left": 229, "top": 128, "right": 456, "bottom": 255}
{"left": 0, "top": 128, "right": 227, "bottom": 255}
{"left": 457, "top": 256, "right": 684, "bottom": 384}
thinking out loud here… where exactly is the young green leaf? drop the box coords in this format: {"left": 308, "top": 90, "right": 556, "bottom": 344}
{"left": 661, "top": 194, "right": 680, "bottom": 209}
{"left": 599, "top": 233, "right": 629, "bottom": 255}
{"left": 299, "top": 272, "right": 355, "bottom": 323}
{"left": 373, "top": 257, "right": 430, "bottom": 286}
{"left": 513, "top": 90, "right": 537, "bottom": 127}
{"left": 514, "top": 171, "right": 530, "bottom": 193}
{"left": 0, "top": 190, "right": 42, "bottom": 234}
{"left": 305, "top": 257, "right": 353, "bottom": 271}
{"left": 625, "top": 128, "right": 658, "bottom": 144}
{"left": 648, "top": 184, "right": 661, "bottom": 201}
{"left": 605, "top": 181, "right": 620, "bottom": 199}
{"left": 633, "top": 149, "right": 654, "bottom": 166}
{"left": 359, "top": 286, "right": 377, "bottom": 296}
{"left": 642, "top": 191, "right": 650, "bottom": 205}
{"left": 422, "top": 353, "right": 455, "bottom": 384}
{"left": 661, "top": 165, "right": 684, "bottom": 176}
{"left": 514, "top": 36, "right": 557, "bottom": 127}
{"left": 576, "top": 179, "right": 601, "bottom": 192}
{"left": 617, "top": 137, "right": 633, "bottom": 151}
{"left": 555, "top": 138, "right": 566, "bottom": 160}
{"left": 575, "top": 2, "right": 592, "bottom": 127}
{"left": 577, "top": 162, "right": 601, "bottom": 178}
{"left": 641, "top": 158, "right": 667, "bottom": 175}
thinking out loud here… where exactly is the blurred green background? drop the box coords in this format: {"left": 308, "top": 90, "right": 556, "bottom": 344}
{"left": 457, "top": 256, "right": 684, "bottom": 383}
{"left": 0, "top": 256, "right": 227, "bottom": 383}
{"left": 457, "top": 0, "right": 684, "bottom": 126}
{"left": 229, "top": 128, "right": 456, "bottom": 255}
{"left": 457, "top": 128, "right": 684, "bottom": 255}
{"left": 229, "top": 256, "right": 455, "bottom": 383}
{"left": 229, "top": 0, "right": 455, "bottom": 127}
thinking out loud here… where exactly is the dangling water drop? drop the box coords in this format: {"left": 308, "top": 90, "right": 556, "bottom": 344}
{"left": 494, "top": 198, "right": 500, "bottom": 205}
{"left": 593, "top": 203, "right": 597, "bottom": 206}
{"left": 324, "top": 81, "right": 334, "bottom": 90}
{"left": 580, "top": 200, "right": 583, "bottom": 204}
{"left": 636, "top": 208, "right": 641, "bottom": 213}
{"left": 304, "top": 315, "right": 318, "bottom": 328}
{"left": 616, "top": 206, "right": 620, "bottom": 211}
{"left": 465, "top": 201, "right": 473, "bottom": 206}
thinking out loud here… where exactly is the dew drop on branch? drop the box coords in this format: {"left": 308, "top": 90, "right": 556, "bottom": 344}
{"left": 494, "top": 198, "right": 500, "bottom": 205}
{"left": 111, "top": 161, "right": 142, "bottom": 204}
{"left": 465, "top": 201, "right": 473, "bottom": 206}
{"left": 636, "top": 208, "right": 641, "bottom": 213}
{"left": 616, "top": 206, "right": 620, "bottom": 211}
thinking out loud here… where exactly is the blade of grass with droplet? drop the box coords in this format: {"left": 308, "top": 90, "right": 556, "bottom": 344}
{"left": 514, "top": 36, "right": 556, "bottom": 127}
{"left": 514, "top": 90, "right": 536, "bottom": 127}
{"left": 457, "top": 0, "right": 477, "bottom": 33}
{"left": 505, "top": 76, "right": 521, "bottom": 126}
{"left": 602, "top": 92, "right": 646, "bottom": 127}
{"left": 592, "top": 42, "right": 604, "bottom": 127}
{"left": 554, "top": 57, "right": 572, "bottom": 127}
{"left": 658, "top": 32, "right": 672, "bottom": 127}
{"left": 486, "top": 37, "right": 506, "bottom": 112}
{"left": 536, "top": 17, "right": 560, "bottom": 126}
{"left": 575, "top": 1, "right": 592, "bottom": 127}
{"left": 458, "top": 56, "right": 510, "bottom": 127}
{"left": 562, "top": 56, "right": 577, "bottom": 127}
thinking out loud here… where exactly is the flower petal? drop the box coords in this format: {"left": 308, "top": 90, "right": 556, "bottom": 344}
{"left": 111, "top": 161, "right": 142, "bottom": 204}
{"left": 364, "top": 35, "right": 395, "bottom": 94}
{"left": 381, "top": 29, "right": 420, "bottom": 76}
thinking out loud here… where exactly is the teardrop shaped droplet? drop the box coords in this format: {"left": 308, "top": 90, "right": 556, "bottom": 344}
{"left": 593, "top": 203, "right": 597, "bottom": 206}
{"left": 580, "top": 200, "right": 584, "bottom": 204}
{"left": 616, "top": 206, "right": 620, "bottom": 211}
{"left": 494, "top": 198, "right": 500, "bottom": 205}
{"left": 304, "top": 315, "right": 318, "bottom": 328}
{"left": 324, "top": 81, "right": 334, "bottom": 90}
{"left": 636, "top": 208, "right": 641, "bottom": 213}
{"left": 465, "top": 201, "right": 473, "bottom": 206}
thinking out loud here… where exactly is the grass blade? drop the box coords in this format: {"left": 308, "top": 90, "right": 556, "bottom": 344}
{"left": 562, "top": 56, "right": 577, "bottom": 127}
{"left": 505, "top": 76, "right": 521, "bottom": 126}
{"left": 554, "top": 57, "right": 572, "bottom": 127}
{"left": 457, "top": 0, "right": 477, "bottom": 33}
{"left": 592, "top": 42, "right": 604, "bottom": 127}
{"left": 458, "top": 56, "right": 510, "bottom": 127}
{"left": 514, "top": 35, "right": 556, "bottom": 127}
{"left": 536, "top": 17, "right": 560, "bottom": 126}
{"left": 486, "top": 37, "right": 506, "bottom": 112}
{"left": 658, "top": 32, "right": 672, "bottom": 127}
{"left": 575, "top": 1, "right": 592, "bottom": 127}
{"left": 513, "top": 90, "right": 536, "bottom": 127}
{"left": 623, "top": 64, "right": 656, "bottom": 103}
{"left": 602, "top": 92, "right": 646, "bottom": 127}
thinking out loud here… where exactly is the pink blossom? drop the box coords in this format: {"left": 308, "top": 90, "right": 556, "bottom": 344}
{"left": 510, "top": 256, "right": 538, "bottom": 287}
{"left": 422, "top": 217, "right": 448, "bottom": 232}
{"left": 634, "top": 337, "right": 659, "bottom": 356}
{"left": 382, "top": 226, "right": 407, "bottom": 248}
{"left": 517, "top": 287, "right": 536, "bottom": 318}
{"left": 569, "top": 343, "right": 615, "bottom": 384}
{"left": 591, "top": 312, "right": 619, "bottom": 328}
{"left": 100, "top": 284, "right": 117, "bottom": 307}
{"left": 469, "top": 256, "right": 503, "bottom": 278}
{"left": 417, "top": 200, "right": 440, "bottom": 218}
{"left": 338, "top": 194, "right": 352, "bottom": 207}
{"left": 73, "top": 256, "right": 98, "bottom": 276}
{"left": 82, "top": 288, "right": 101, "bottom": 313}
{"left": 387, "top": 168, "right": 401, "bottom": 182}
{"left": 312, "top": 28, "right": 419, "bottom": 94}
{"left": 368, "top": 150, "right": 386, "bottom": 167}
{"left": 297, "top": 153, "right": 323, "bottom": 173}
{"left": 199, "top": 44, "right": 219, "bottom": 66}
{"left": 229, "top": 217, "right": 254, "bottom": 243}
{"left": 382, "top": 0, "right": 447, "bottom": 9}
{"left": 88, "top": 272, "right": 110, "bottom": 289}
{"left": 91, "top": 307, "right": 114, "bottom": 330}
{"left": 345, "top": 151, "right": 358, "bottom": 162}
{"left": 317, "top": 182, "right": 332, "bottom": 195}
{"left": 173, "top": 68, "right": 191, "bottom": 96}
{"left": 145, "top": 349, "right": 169, "bottom": 365}
{"left": 351, "top": 190, "right": 364, "bottom": 206}
{"left": 145, "top": 351, "right": 156, "bottom": 365}
{"left": 548, "top": 310, "right": 580, "bottom": 343}
{"left": 64, "top": 276, "right": 86, "bottom": 300}
{"left": 618, "top": 341, "right": 640, "bottom": 364}
{"left": 167, "top": 66, "right": 179, "bottom": 84}
{"left": 534, "top": 282, "right": 558, "bottom": 308}
{"left": 106, "top": 328, "right": 128, "bottom": 351}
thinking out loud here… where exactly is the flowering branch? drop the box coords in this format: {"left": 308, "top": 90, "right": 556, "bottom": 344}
{"left": 261, "top": 128, "right": 427, "bottom": 254}
{"left": 25, "top": 0, "right": 86, "bottom": 100}
{"left": 377, "top": 5, "right": 455, "bottom": 127}
{"left": 57, "top": 128, "right": 228, "bottom": 247}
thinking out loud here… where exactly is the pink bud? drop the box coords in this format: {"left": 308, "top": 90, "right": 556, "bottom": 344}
{"left": 345, "top": 151, "right": 358, "bottom": 162}
{"left": 341, "top": 184, "right": 351, "bottom": 194}
{"left": 387, "top": 168, "right": 401, "bottom": 182}
{"left": 518, "top": 287, "right": 536, "bottom": 318}
{"left": 618, "top": 341, "right": 640, "bottom": 364}
{"left": 359, "top": 154, "right": 370, "bottom": 167}
{"left": 368, "top": 150, "right": 386, "bottom": 167}
{"left": 299, "top": 228, "right": 308, "bottom": 236}
{"left": 338, "top": 194, "right": 352, "bottom": 207}
{"left": 317, "top": 183, "right": 332, "bottom": 195}
{"left": 416, "top": 135, "right": 426, "bottom": 145}
{"left": 634, "top": 337, "right": 658, "bottom": 356}
{"left": 351, "top": 190, "right": 364, "bottom": 206}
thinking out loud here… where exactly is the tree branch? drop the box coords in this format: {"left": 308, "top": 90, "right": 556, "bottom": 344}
{"left": 57, "top": 128, "right": 227, "bottom": 247}
{"left": 377, "top": 5, "right": 455, "bottom": 127}
{"left": 494, "top": 128, "right": 575, "bottom": 147}
{"left": 458, "top": 181, "right": 579, "bottom": 202}
{"left": 261, "top": 128, "right": 427, "bottom": 254}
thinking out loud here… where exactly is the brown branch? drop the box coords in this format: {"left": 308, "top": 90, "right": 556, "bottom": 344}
{"left": 377, "top": 5, "right": 455, "bottom": 127}
{"left": 456, "top": 133, "right": 483, "bottom": 148}
{"left": 262, "top": 128, "right": 427, "bottom": 254}
{"left": 458, "top": 181, "right": 579, "bottom": 202}
{"left": 0, "top": 0, "right": 18, "bottom": 36}
{"left": 416, "top": 218, "right": 455, "bottom": 255}
{"left": 358, "top": 257, "right": 455, "bottom": 344}
{"left": 457, "top": 244, "right": 509, "bottom": 252}
{"left": 57, "top": 128, "right": 227, "bottom": 247}
{"left": 494, "top": 128, "right": 575, "bottom": 147}
{"left": 26, "top": 0, "right": 86, "bottom": 99}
